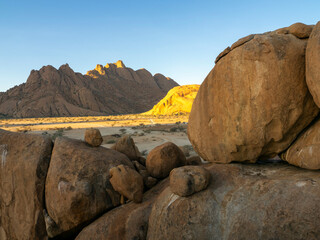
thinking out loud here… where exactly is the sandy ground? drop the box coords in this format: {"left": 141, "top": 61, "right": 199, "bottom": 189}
{"left": 0, "top": 114, "right": 194, "bottom": 156}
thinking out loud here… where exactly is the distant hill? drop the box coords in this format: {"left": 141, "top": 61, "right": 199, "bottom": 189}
{"left": 0, "top": 60, "right": 178, "bottom": 118}
{"left": 143, "top": 84, "right": 199, "bottom": 115}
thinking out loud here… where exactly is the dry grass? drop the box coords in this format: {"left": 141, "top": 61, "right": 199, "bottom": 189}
{"left": 0, "top": 114, "right": 189, "bottom": 132}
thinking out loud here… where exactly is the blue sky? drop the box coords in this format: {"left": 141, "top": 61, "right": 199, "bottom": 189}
{"left": 0, "top": 0, "right": 319, "bottom": 92}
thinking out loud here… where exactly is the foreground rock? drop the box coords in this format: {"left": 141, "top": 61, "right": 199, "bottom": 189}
{"left": 170, "top": 166, "right": 210, "bottom": 197}
{"left": 148, "top": 163, "right": 320, "bottom": 239}
{"left": 111, "top": 135, "right": 141, "bottom": 161}
{"left": 146, "top": 142, "right": 186, "bottom": 178}
{"left": 282, "top": 118, "right": 320, "bottom": 169}
{"left": 188, "top": 29, "right": 319, "bottom": 163}
{"left": 75, "top": 179, "right": 169, "bottom": 240}
{"left": 45, "top": 137, "right": 134, "bottom": 238}
{"left": 306, "top": 21, "right": 320, "bottom": 107}
{"left": 110, "top": 164, "right": 144, "bottom": 203}
{"left": 84, "top": 128, "right": 103, "bottom": 147}
{"left": 0, "top": 130, "right": 52, "bottom": 240}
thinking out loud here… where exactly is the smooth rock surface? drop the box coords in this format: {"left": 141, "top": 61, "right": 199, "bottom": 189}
{"left": 0, "top": 130, "right": 52, "bottom": 240}
{"left": 148, "top": 163, "right": 320, "bottom": 240}
{"left": 282, "top": 118, "right": 320, "bottom": 169}
{"left": 84, "top": 128, "right": 103, "bottom": 147}
{"left": 110, "top": 164, "right": 144, "bottom": 203}
{"left": 111, "top": 135, "right": 141, "bottom": 160}
{"left": 188, "top": 32, "right": 319, "bottom": 163}
{"left": 146, "top": 142, "right": 186, "bottom": 178}
{"left": 75, "top": 179, "right": 169, "bottom": 240}
{"left": 306, "top": 21, "right": 320, "bottom": 107}
{"left": 170, "top": 166, "right": 210, "bottom": 197}
{"left": 45, "top": 137, "right": 134, "bottom": 237}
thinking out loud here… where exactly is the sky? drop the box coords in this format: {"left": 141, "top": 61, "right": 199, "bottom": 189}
{"left": 0, "top": 0, "right": 319, "bottom": 92}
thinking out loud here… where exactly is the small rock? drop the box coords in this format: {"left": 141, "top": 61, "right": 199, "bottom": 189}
{"left": 186, "top": 156, "right": 202, "bottom": 165}
{"left": 111, "top": 135, "right": 141, "bottom": 160}
{"left": 287, "top": 22, "right": 313, "bottom": 39}
{"left": 146, "top": 142, "right": 186, "bottom": 179}
{"left": 133, "top": 160, "right": 146, "bottom": 172}
{"left": 84, "top": 128, "right": 103, "bottom": 147}
{"left": 145, "top": 176, "right": 158, "bottom": 189}
{"left": 109, "top": 165, "right": 144, "bottom": 203}
{"left": 170, "top": 166, "right": 210, "bottom": 197}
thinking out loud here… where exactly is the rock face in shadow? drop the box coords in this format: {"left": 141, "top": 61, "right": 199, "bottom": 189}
{"left": 306, "top": 21, "right": 320, "bottom": 107}
{"left": 282, "top": 118, "right": 320, "bottom": 170}
{"left": 148, "top": 163, "right": 320, "bottom": 240}
{"left": 75, "top": 179, "right": 169, "bottom": 240}
{"left": 45, "top": 137, "right": 134, "bottom": 238}
{"left": 0, "top": 61, "right": 178, "bottom": 117}
{"left": 188, "top": 31, "right": 319, "bottom": 164}
{"left": 0, "top": 129, "right": 53, "bottom": 240}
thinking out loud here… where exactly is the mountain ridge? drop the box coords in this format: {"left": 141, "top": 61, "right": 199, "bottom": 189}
{"left": 0, "top": 61, "right": 179, "bottom": 118}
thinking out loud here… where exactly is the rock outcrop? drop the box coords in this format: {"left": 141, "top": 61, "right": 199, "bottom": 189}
{"left": 306, "top": 21, "right": 320, "bottom": 107}
{"left": 282, "top": 118, "right": 320, "bottom": 169}
{"left": 45, "top": 137, "right": 134, "bottom": 237}
{"left": 146, "top": 142, "right": 186, "bottom": 179}
{"left": 0, "top": 61, "right": 179, "bottom": 118}
{"left": 0, "top": 130, "right": 52, "bottom": 240}
{"left": 188, "top": 27, "right": 319, "bottom": 164}
{"left": 148, "top": 163, "right": 320, "bottom": 240}
{"left": 143, "top": 84, "right": 199, "bottom": 115}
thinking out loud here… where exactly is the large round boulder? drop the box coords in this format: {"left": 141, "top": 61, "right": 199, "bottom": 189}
{"left": 306, "top": 21, "right": 320, "bottom": 107}
{"left": 146, "top": 142, "right": 186, "bottom": 179}
{"left": 45, "top": 137, "right": 134, "bottom": 238}
{"left": 188, "top": 32, "right": 319, "bottom": 163}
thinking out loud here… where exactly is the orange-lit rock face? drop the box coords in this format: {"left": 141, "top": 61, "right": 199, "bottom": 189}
{"left": 188, "top": 32, "right": 319, "bottom": 163}
{"left": 144, "top": 84, "right": 199, "bottom": 115}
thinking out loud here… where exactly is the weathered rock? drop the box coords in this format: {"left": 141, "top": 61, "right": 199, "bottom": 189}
{"left": 45, "top": 137, "right": 134, "bottom": 237}
{"left": 75, "top": 179, "right": 169, "bottom": 240}
{"left": 287, "top": 22, "right": 313, "bottom": 39}
{"left": 188, "top": 32, "right": 319, "bottom": 163}
{"left": 137, "top": 156, "right": 146, "bottom": 166}
{"left": 148, "top": 163, "right": 320, "bottom": 239}
{"left": 215, "top": 47, "right": 230, "bottom": 64}
{"left": 306, "top": 21, "right": 320, "bottom": 107}
{"left": 111, "top": 135, "right": 141, "bottom": 160}
{"left": 146, "top": 142, "right": 186, "bottom": 178}
{"left": 110, "top": 164, "right": 144, "bottom": 203}
{"left": 186, "top": 155, "right": 202, "bottom": 165}
{"left": 133, "top": 160, "right": 146, "bottom": 172}
{"left": 84, "top": 128, "right": 103, "bottom": 147}
{"left": 170, "top": 166, "right": 210, "bottom": 197}
{"left": 276, "top": 23, "right": 313, "bottom": 39}
{"left": 282, "top": 118, "right": 320, "bottom": 169}
{"left": 230, "top": 34, "right": 255, "bottom": 50}
{"left": 0, "top": 129, "right": 52, "bottom": 240}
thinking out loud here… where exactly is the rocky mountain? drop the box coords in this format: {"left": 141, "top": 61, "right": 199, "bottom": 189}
{"left": 143, "top": 84, "right": 199, "bottom": 115}
{"left": 0, "top": 60, "right": 178, "bottom": 118}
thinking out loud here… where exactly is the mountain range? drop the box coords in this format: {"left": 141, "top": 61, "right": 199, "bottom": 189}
{"left": 0, "top": 61, "right": 178, "bottom": 118}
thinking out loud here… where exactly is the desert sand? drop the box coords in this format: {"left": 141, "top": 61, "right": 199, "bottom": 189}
{"left": 0, "top": 114, "right": 194, "bottom": 157}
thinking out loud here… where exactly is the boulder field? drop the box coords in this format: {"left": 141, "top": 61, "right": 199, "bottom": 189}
{"left": 3, "top": 22, "right": 320, "bottom": 240}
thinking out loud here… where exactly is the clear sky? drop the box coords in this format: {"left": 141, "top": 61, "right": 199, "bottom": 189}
{"left": 0, "top": 0, "right": 319, "bottom": 92}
